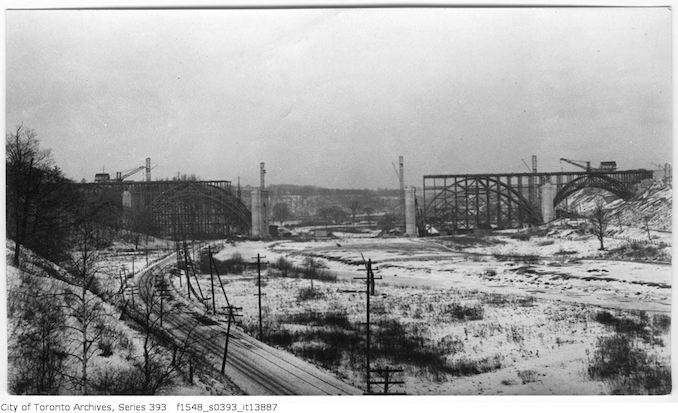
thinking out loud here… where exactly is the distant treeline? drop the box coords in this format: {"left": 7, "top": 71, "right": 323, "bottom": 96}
{"left": 266, "top": 184, "right": 401, "bottom": 197}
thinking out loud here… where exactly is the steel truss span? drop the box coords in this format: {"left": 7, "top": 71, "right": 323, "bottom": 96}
{"left": 422, "top": 169, "right": 653, "bottom": 233}
{"left": 79, "top": 180, "right": 251, "bottom": 239}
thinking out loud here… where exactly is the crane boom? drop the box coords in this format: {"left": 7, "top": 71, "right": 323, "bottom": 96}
{"left": 115, "top": 157, "right": 155, "bottom": 182}
{"left": 559, "top": 158, "right": 591, "bottom": 171}
{"left": 116, "top": 165, "right": 148, "bottom": 181}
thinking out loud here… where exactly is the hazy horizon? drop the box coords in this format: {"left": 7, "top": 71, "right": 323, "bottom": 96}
{"left": 6, "top": 7, "right": 672, "bottom": 189}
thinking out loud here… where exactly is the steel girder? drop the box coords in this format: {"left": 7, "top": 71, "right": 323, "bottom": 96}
{"left": 150, "top": 181, "right": 251, "bottom": 239}
{"left": 552, "top": 173, "right": 634, "bottom": 207}
{"left": 424, "top": 176, "right": 541, "bottom": 232}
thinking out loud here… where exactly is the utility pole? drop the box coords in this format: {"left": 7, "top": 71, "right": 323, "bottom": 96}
{"left": 342, "top": 255, "right": 405, "bottom": 395}
{"left": 251, "top": 253, "right": 267, "bottom": 340}
{"left": 123, "top": 285, "right": 139, "bottom": 308}
{"left": 183, "top": 240, "right": 191, "bottom": 300}
{"left": 369, "top": 366, "right": 405, "bottom": 395}
{"left": 342, "top": 257, "right": 380, "bottom": 394}
{"left": 210, "top": 249, "right": 232, "bottom": 308}
{"left": 154, "top": 273, "right": 171, "bottom": 328}
{"left": 218, "top": 305, "right": 242, "bottom": 374}
{"left": 209, "top": 246, "right": 216, "bottom": 314}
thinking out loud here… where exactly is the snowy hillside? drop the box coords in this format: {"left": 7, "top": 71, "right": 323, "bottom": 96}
{"left": 562, "top": 181, "right": 672, "bottom": 232}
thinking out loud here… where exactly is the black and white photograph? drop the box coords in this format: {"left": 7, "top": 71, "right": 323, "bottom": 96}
{"left": 2, "top": 0, "right": 674, "bottom": 399}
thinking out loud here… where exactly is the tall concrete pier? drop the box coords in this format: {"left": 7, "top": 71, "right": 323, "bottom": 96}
{"left": 251, "top": 162, "right": 270, "bottom": 239}
{"left": 404, "top": 186, "right": 417, "bottom": 237}
{"left": 540, "top": 181, "right": 557, "bottom": 223}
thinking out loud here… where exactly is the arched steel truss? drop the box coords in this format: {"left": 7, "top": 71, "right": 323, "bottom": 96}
{"left": 150, "top": 181, "right": 251, "bottom": 239}
{"left": 422, "top": 169, "right": 653, "bottom": 233}
{"left": 423, "top": 175, "right": 541, "bottom": 232}
{"left": 76, "top": 180, "right": 251, "bottom": 239}
{"left": 552, "top": 174, "right": 634, "bottom": 207}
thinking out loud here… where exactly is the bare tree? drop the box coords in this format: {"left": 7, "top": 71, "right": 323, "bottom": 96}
{"left": 348, "top": 200, "right": 361, "bottom": 224}
{"left": 589, "top": 200, "right": 609, "bottom": 251}
{"left": 642, "top": 215, "right": 653, "bottom": 242}
{"left": 62, "top": 197, "right": 119, "bottom": 394}
{"left": 363, "top": 207, "right": 374, "bottom": 225}
{"left": 136, "top": 283, "right": 197, "bottom": 394}
{"left": 7, "top": 275, "right": 67, "bottom": 394}
{"left": 6, "top": 125, "right": 55, "bottom": 265}
{"left": 272, "top": 203, "right": 291, "bottom": 226}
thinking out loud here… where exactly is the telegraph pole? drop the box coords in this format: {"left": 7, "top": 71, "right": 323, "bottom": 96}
{"left": 123, "top": 285, "right": 139, "bottom": 307}
{"left": 209, "top": 246, "right": 216, "bottom": 314}
{"left": 218, "top": 305, "right": 242, "bottom": 374}
{"left": 342, "top": 257, "right": 380, "bottom": 394}
{"left": 154, "top": 273, "right": 171, "bottom": 327}
{"left": 210, "top": 249, "right": 232, "bottom": 308}
{"left": 342, "top": 256, "right": 405, "bottom": 394}
{"left": 251, "top": 253, "right": 267, "bottom": 340}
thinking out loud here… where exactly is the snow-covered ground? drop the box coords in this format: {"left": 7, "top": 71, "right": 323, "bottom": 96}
{"left": 192, "top": 230, "right": 671, "bottom": 395}
{"left": 269, "top": 232, "right": 671, "bottom": 313}
{"left": 5, "top": 242, "right": 236, "bottom": 395}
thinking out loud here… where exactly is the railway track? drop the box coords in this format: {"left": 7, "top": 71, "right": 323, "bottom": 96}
{"left": 134, "top": 250, "right": 361, "bottom": 395}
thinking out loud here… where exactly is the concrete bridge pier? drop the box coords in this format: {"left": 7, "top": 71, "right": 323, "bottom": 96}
{"left": 540, "top": 180, "right": 557, "bottom": 223}
{"left": 251, "top": 188, "right": 270, "bottom": 239}
{"left": 404, "top": 186, "right": 417, "bottom": 237}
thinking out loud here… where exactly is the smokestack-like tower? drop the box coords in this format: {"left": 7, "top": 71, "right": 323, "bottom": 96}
{"left": 531, "top": 155, "right": 537, "bottom": 173}
{"left": 260, "top": 162, "right": 266, "bottom": 189}
{"left": 399, "top": 155, "right": 405, "bottom": 229}
{"left": 145, "top": 157, "right": 151, "bottom": 182}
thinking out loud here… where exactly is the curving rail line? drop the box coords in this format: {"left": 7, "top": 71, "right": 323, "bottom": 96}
{"left": 134, "top": 250, "right": 361, "bottom": 395}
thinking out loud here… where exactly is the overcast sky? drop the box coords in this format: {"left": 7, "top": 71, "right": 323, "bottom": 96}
{"left": 6, "top": 7, "right": 672, "bottom": 188}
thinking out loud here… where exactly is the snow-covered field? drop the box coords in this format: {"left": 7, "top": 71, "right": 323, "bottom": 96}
{"left": 191, "top": 230, "right": 672, "bottom": 395}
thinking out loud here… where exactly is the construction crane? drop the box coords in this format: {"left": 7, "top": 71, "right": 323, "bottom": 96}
{"left": 559, "top": 158, "right": 616, "bottom": 172}
{"left": 115, "top": 157, "right": 155, "bottom": 182}
{"left": 116, "top": 166, "right": 145, "bottom": 181}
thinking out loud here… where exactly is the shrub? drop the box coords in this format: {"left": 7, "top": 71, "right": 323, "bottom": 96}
{"left": 266, "top": 329, "right": 299, "bottom": 347}
{"left": 296, "top": 286, "right": 325, "bottom": 302}
{"left": 373, "top": 320, "right": 451, "bottom": 378}
{"left": 652, "top": 314, "right": 671, "bottom": 334}
{"left": 90, "top": 368, "right": 145, "bottom": 395}
{"left": 506, "top": 325, "right": 524, "bottom": 344}
{"left": 442, "top": 302, "right": 484, "bottom": 320}
{"left": 436, "top": 335, "right": 465, "bottom": 355}
{"left": 482, "top": 293, "right": 510, "bottom": 306}
{"left": 510, "top": 232, "right": 532, "bottom": 241}
{"left": 292, "top": 342, "right": 342, "bottom": 368}
{"left": 281, "top": 310, "right": 352, "bottom": 329}
{"left": 517, "top": 369, "right": 539, "bottom": 384}
{"left": 270, "top": 256, "right": 337, "bottom": 282}
{"left": 593, "top": 311, "right": 650, "bottom": 340}
{"left": 517, "top": 296, "right": 536, "bottom": 307}
{"left": 97, "top": 339, "right": 115, "bottom": 357}
{"left": 447, "top": 355, "right": 502, "bottom": 376}
{"left": 200, "top": 252, "right": 245, "bottom": 274}
{"left": 588, "top": 334, "right": 671, "bottom": 394}
{"left": 554, "top": 249, "right": 577, "bottom": 255}
{"left": 272, "top": 256, "right": 295, "bottom": 277}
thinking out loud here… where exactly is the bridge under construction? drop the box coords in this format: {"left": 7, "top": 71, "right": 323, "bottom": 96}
{"left": 80, "top": 180, "right": 251, "bottom": 239}
{"left": 421, "top": 168, "right": 654, "bottom": 233}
